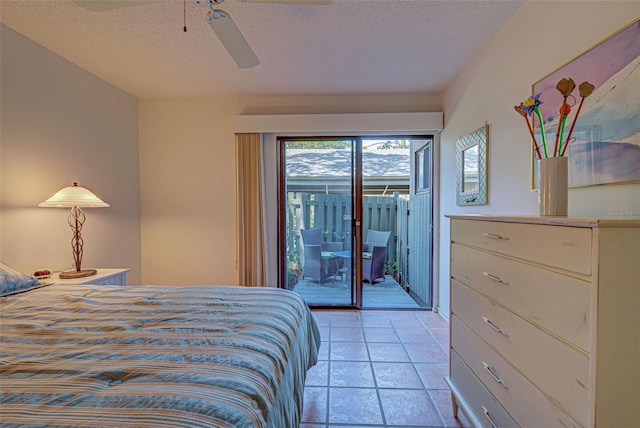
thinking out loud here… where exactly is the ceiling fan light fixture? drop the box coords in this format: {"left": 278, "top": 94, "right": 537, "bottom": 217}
{"left": 206, "top": 9, "right": 260, "bottom": 69}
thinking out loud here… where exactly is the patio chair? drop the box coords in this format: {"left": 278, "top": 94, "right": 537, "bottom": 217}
{"left": 300, "top": 228, "right": 341, "bottom": 283}
{"left": 362, "top": 245, "right": 387, "bottom": 283}
{"left": 363, "top": 230, "right": 391, "bottom": 252}
{"left": 362, "top": 230, "right": 391, "bottom": 284}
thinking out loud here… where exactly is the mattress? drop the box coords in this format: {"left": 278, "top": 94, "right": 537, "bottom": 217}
{"left": 0, "top": 284, "right": 320, "bottom": 427}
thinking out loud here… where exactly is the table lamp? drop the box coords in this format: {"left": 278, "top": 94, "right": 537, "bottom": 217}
{"left": 39, "top": 182, "right": 109, "bottom": 279}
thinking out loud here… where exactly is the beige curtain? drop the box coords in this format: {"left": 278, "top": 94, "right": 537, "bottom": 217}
{"left": 235, "top": 133, "right": 267, "bottom": 287}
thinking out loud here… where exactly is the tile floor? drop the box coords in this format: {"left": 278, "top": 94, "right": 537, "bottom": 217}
{"left": 302, "top": 309, "right": 471, "bottom": 428}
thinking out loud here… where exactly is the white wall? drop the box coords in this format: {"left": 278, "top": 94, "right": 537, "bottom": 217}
{"left": 0, "top": 25, "right": 142, "bottom": 284}
{"left": 437, "top": 2, "right": 640, "bottom": 317}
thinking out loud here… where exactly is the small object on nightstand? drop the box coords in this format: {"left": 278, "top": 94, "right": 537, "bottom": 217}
{"left": 59, "top": 269, "right": 97, "bottom": 279}
{"left": 33, "top": 268, "right": 53, "bottom": 280}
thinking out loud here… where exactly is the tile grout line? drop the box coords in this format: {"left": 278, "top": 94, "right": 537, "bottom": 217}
{"left": 309, "top": 310, "right": 459, "bottom": 428}
{"left": 388, "top": 311, "right": 449, "bottom": 428}
{"left": 363, "top": 311, "right": 388, "bottom": 427}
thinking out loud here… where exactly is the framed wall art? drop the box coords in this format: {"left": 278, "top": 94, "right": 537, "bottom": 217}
{"left": 456, "top": 123, "right": 488, "bottom": 206}
{"left": 532, "top": 18, "right": 640, "bottom": 189}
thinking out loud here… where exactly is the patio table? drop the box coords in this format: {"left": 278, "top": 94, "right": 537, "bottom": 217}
{"left": 329, "top": 250, "right": 372, "bottom": 284}
{"left": 331, "top": 250, "right": 372, "bottom": 259}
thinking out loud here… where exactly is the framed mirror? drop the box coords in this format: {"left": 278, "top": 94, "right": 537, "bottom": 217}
{"left": 456, "top": 123, "right": 488, "bottom": 206}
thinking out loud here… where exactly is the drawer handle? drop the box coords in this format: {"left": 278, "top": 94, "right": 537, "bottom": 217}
{"left": 483, "top": 361, "right": 508, "bottom": 388}
{"left": 482, "top": 232, "right": 510, "bottom": 241}
{"left": 482, "top": 272, "right": 509, "bottom": 284}
{"left": 482, "top": 316, "right": 508, "bottom": 337}
{"left": 482, "top": 405, "right": 499, "bottom": 428}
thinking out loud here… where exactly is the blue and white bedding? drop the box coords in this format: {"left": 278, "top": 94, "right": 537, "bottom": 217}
{"left": 0, "top": 262, "right": 40, "bottom": 296}
{"left": 0, "top": 284, "right": 320, "bottom": 427}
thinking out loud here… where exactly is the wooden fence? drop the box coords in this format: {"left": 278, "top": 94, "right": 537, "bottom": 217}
{"left": 286, "top": 193, "right": 406, "bottom": 274}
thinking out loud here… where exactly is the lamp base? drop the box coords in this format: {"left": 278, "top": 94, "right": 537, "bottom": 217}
{"left": 59, "top": 269, "right": 98, "bottom": 279}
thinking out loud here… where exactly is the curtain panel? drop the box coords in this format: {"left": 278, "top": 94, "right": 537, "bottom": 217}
{"left": 235, "top": 133, "right": 267, "bottom": 287}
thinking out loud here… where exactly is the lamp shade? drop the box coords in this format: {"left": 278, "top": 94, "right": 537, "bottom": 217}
{"left": 39, "top": 182, "right": 109, "bottom": 208}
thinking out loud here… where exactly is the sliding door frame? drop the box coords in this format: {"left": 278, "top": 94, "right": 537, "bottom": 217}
{"left": 277, "top": 134, "right": 435, "bottom": 309}
{"left": 353, "top": 138, "right": 363, "bottom": 308}
{"left": 277, "top": 136, "right": 364, "bottom": 308}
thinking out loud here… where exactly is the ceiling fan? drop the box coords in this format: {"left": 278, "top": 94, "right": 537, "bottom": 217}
{"left": 72, "top": 0, "right": 330, "bottom": 69}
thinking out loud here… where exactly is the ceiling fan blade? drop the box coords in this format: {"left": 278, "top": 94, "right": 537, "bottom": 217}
{"left": 207, "top": 10, "right": 259, "bottom": 69}
{"left": 240, "top": 0, "right": 331, "bottom": 4}
{"left": 72, "top": 0, "right": 167, "bottom": 12}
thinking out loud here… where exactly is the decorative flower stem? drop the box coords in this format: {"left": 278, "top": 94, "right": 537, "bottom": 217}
{"left": 533, "top": 107, "right": 548, "bottom": 158}
{"left": 556, "top": 103, "right": 572, "bottom": 157}
{"left": 561, "top": 82, "right": 595, "bottom": 156}
{"left": 524, "top": 115, "right": 543, "bottom": 159}
{"left": 553, "top": 99, "right": 567, "bottom": 156}
{"left": 557, "top": 114, "right": 569, "bottom": 157}
{"left": 553, "top": 78, "right": 576, "bottom": 157}
{"left": 563, "top": 97, "right": 585, "bottom": 152}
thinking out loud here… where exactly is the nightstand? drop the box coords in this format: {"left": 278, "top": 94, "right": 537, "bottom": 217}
{"left": 52, "top": 268, "right": 130, "bottom": 286}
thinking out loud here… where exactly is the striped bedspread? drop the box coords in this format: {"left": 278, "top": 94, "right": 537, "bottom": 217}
{"left": 0, "top": 284, "right": 320, "bottom": 427}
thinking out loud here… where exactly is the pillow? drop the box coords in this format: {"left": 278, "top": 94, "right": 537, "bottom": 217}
{"left": 0, "top": 262, "right": 40, "bottom": 296}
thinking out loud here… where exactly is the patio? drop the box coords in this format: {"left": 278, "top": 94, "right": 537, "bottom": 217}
{"left": 284, "top": 143, "right": 433, "bottom": 309}
{"left": 293, "top": 275, "right": 422, "bottom": 309}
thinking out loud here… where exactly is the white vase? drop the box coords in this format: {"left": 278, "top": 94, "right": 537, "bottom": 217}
{"left": 538, "top": 156, "right": 568, "bottom": 216}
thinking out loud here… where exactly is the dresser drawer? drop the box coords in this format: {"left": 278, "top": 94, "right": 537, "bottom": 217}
{"left": 451, "top": 280, "right": 589, "bottom": 425}
{"left": 450, "top": 219, "right": 592, "bottom": 275}
{"left": 451, "top": 244, "right": 592, "bottom": 351}
{"left": 452, "top": 316, "right": 581, "bottom": 428}
{"left": 449, "top": 350, "right": 519, "bottom": 428}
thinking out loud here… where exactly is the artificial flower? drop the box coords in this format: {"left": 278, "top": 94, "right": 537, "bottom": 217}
{"left": 556, "top": 78, "right": 576, "bottom": 97}
{"left": 556, "top": 103, "right": 573, "bottom": 156}
{"left": 514, "top": 103, "right": 543, "bottom": 159}
{"left": 561, "top": 81, "right": 596, "bottom": 156}
{"left": 518, "top": 93, "right": 548, "bottom": 157}
{"left": 520, "top": 93, "right": 544, "bottom": 116}
{"left": 515, "top": 78, "right": 595, "bottom": 158}
{"left": 578, "top": 82, "right": 595, "bottom": 98}
{"left": 553, "top": 78, "right": 576, "bottom": 156}
{"left": 558, "top": 104, "right": 572, "bottom": 116}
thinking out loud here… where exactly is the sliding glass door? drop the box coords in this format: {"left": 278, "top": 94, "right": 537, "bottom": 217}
{"left": 278, "top": 137, "right": 360, "bottom": 307}
{"left": 278, "top": 135, "right": 432, "bottom": 309}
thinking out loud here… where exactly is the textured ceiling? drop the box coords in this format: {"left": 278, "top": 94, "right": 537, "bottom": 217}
{"left": 0, "top": 0, "right": 525, "bottom": 98}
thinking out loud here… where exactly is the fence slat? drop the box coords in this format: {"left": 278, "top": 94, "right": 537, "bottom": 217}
{"left": 287, "top": 193, "right": 403, "bottom": 275}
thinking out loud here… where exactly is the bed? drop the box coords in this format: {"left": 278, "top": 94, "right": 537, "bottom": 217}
{"left": 0, "top": 280, "right": 320, "bottom": 427}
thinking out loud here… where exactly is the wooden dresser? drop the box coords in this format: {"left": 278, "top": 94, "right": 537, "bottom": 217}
{"left": 445, "top": 215, "right": 640, "bottom": 428}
